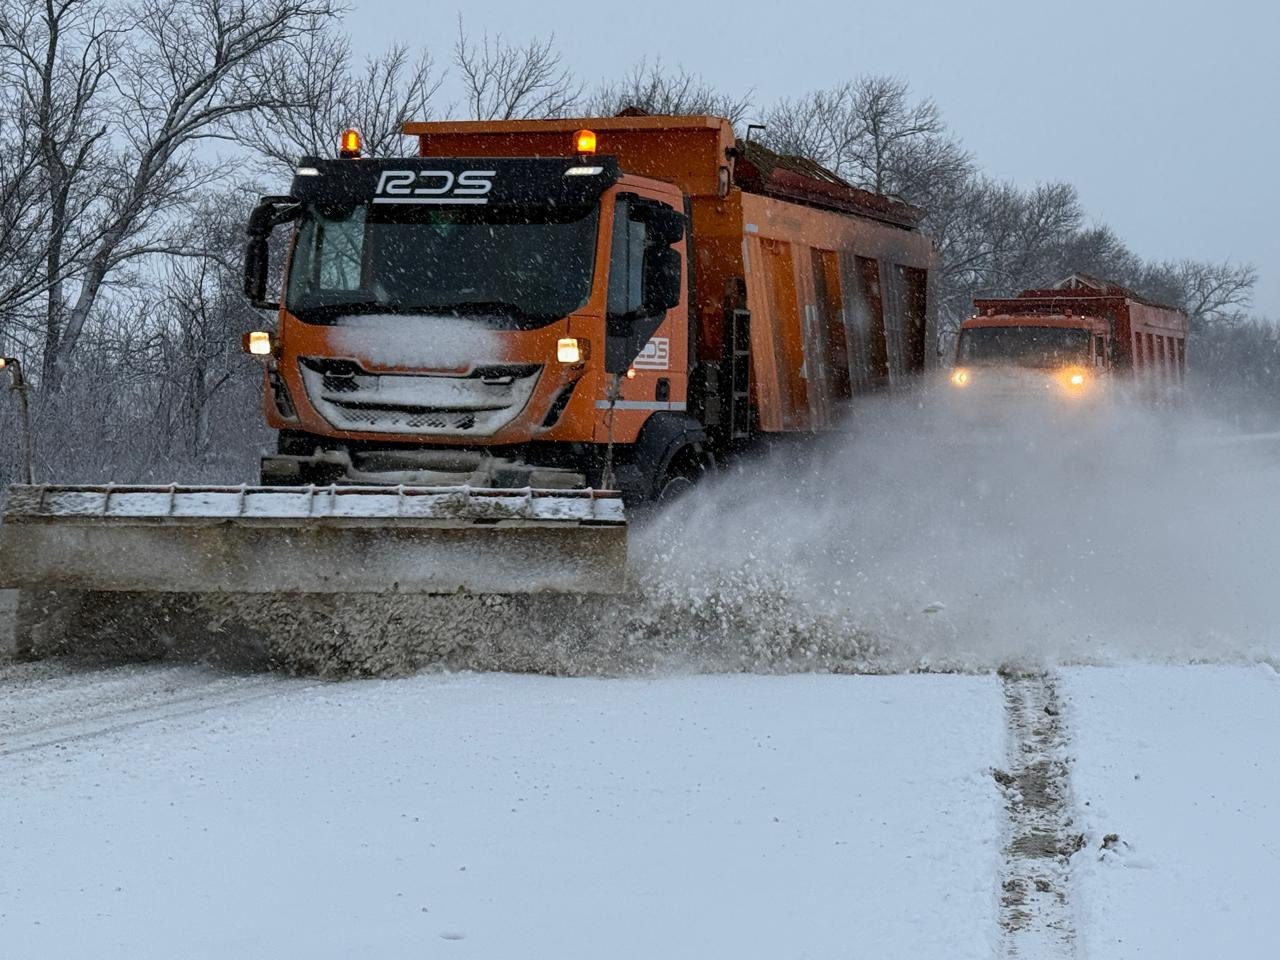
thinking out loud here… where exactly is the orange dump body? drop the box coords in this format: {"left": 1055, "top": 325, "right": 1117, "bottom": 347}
{"left": 257, "top": 116, "right": 938, "bottom": 498}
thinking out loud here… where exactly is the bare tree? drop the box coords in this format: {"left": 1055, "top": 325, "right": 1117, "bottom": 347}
{"left": 0, "top": 0, "right": 124, "bottom": 376}
{"left": 152, "top": 190, "right": 261, "bottom": 458}
{"left": 244, "top": 26, "right": 442, "bottom": 175}
{"left": 764, "top": 77, "right": 969, "bottom": 202}
{"left": 762, "top": 84, "right": 863, "bottom": 179}
{"left": 10, "top": 191, "right": 268, "bottom": 483}
{"left": 453, "top": 18, "right": 581, "bottom": 120}
{"left": 1192, "top": 318, "right": 1280, "bottom": 428}
{"left": 850, "top": 77, "right": 952, "bottom": 197}
{"left": 1143, "top": 260, "right": 1258, "bottom": 329}
{"left": 589, "top": 59, "right": 753, "bottom": 126}
{"left": 763, "top": 75, "right": 1262, "bottom": 347}
{"left": 0, "top": 90, "right": 51, "bottom": 343}
{"left": 1, "top": 0, "right": 336, "bottom": 387}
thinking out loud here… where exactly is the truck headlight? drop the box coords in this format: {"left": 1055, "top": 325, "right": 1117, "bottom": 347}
{"left": 950, "top": 368, "right": 971, "bottom": 387}
{"left": 557, "top": 338, "right": 587, "bottom": 364}
{"left": 1060, "top": 368, "right": 1089, "bottom": 390}
{"left": 245, "top": 331, "right": 273, "bottom": 356}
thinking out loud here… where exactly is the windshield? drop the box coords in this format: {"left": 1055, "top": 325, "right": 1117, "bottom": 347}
{"left": 956, "top": 325, "right": 1089, "bottom": 367}
{"left": 285, "top": 203, "right": 600, "bottom": 327}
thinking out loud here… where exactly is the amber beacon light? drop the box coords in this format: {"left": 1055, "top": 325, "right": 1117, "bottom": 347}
{"left": 574, "top": 129, "right": 597, "bottom": 155}
{"left": 339, "top": 128, "right": 363, "bottom": 159}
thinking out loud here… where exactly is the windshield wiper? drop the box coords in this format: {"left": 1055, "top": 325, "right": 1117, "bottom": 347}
{"left": 287, "top": 298, "right": 566, "bottom": 326}
{"left": 423, "top": 300, "right": 565, "bottom": 324}
{"left": 286, "top": 299, "right": 395, "bottom": 323}
{"left": 426, "top": 300, "right": 532, "bottom": 317}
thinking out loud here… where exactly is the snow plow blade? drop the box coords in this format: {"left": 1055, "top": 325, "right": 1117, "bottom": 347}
{"left": 0, "top": 484, "right": 628, "bottom": 670}
{"left": 0, "top": 484, "right": 626, "bottom": 595}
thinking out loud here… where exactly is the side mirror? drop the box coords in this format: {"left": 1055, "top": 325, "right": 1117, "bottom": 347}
{"left": 645, "top": 206, "right": 685, "bottom": 246}
{"left": 243, "top": 196, "right": 298, "bottom": 310}
{"left": 243, "top": 235, "right": 274, "bottom": 309}
{"left": 643, "top": 247, "right": 682, "bottom": 314}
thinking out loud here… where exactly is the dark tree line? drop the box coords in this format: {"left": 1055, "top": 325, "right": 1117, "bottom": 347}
{"left": 0, "top": 4, "right": 1270, "bottom": 484}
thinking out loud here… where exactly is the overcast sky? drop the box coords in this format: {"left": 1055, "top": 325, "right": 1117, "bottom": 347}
{"left": 346, "top": 0, "right": 1279, "bottom": 316}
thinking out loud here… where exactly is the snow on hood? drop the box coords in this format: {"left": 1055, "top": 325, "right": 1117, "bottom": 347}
{"left": 328, "top": 315, "right": 508, "bottom": 370}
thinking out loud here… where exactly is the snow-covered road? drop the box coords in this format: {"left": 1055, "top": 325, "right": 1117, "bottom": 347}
{"left": 1065, "top": 665, "right": 1280, "bottom": 958}
{"left": 3, "top": 660, "right": 1278, "bottom": 959}
{"left": 4, "top": 420, "right": 1279, "bottom": 956}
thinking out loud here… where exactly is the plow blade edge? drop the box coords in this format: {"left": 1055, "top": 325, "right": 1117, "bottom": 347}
{"left": 0, "top": 484, "right": 627, "bottom": 596}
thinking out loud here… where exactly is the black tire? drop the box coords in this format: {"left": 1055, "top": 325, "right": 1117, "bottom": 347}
{"left": 656, "top": 472, "right": 697, "bottom": 503}
{"left": 652, "top": 447, "right": 710, "bottom": 503}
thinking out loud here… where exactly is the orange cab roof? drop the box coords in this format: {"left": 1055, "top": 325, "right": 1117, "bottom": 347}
{"left": 961, "top": 314, "right": 1108, "bottom": 330}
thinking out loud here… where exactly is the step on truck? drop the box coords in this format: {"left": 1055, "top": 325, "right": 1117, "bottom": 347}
{"left": 0, "top": 115, "right": 937, "bottom": 661}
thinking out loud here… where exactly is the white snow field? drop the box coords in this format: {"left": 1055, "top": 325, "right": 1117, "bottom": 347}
{"left": 1063, "top": 665, "right": 1280, "bottom": 959}
{"left": 4, "top": 416, "right": 1280, "bottom": 957}
{"left": 5, "top": 662, "right": 1279, "bottom": 958}
{"left": 2, "top": 667, "right": 1006, "bottom": 960}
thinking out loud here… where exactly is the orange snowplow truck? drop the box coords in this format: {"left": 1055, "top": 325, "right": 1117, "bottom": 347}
{"left": 242, "top": 116, "right": 938, "bottom": 502}
{"left": 950, "top": 274, "right": 1188, "bottom": 401}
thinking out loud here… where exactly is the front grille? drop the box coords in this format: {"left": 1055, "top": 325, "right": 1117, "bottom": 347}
{"left": 298, "top": 357, "right": 542, "bottom": 437}
{"left": 322, "top": 374, "right": 359, "bottom": 394}
{"left": 334, "top": 405, "right": 478, "bottom": 432}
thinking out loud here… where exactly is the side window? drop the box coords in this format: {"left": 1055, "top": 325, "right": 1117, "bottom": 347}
{"left": 317, "top": 207, "right": 367, "bottom": 290}
{"left": 286, "top": 208, "right": 366, "bottom": 305}
{"left": 608, "top": 198, "right": 647, "bottom": 316}
{"left": 1094, "top": 335, "right": 1106, "bottom": 367}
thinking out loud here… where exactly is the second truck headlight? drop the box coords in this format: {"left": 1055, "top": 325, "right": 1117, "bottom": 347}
{"left": 557, "top": 338, "right": 588, "bottom": 364}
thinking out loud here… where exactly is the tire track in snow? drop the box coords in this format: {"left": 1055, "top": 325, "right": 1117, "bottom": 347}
{"left": 996, "top": 670, "right": 1082, "bottom": 958}
{"left": 0, "top": 665, "right": 307, "bottom": 758}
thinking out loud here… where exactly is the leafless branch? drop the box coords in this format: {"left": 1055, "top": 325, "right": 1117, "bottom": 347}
{"left": 588, "top": 58, "right": 753, "bottom": 126}
{"left": 453, "top": 17, "right": 581, "bottom": 120}
{"left": 243, "top": 25, "right": 442, "bottom": 175}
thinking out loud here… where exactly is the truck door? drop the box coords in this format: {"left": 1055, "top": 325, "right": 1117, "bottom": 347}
{"left": 598, "top": 189, "right": 689, "bottom": 440}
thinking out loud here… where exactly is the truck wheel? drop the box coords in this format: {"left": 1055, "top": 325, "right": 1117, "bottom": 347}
{"left": 654, "top": 448, "right": 711, "bottom": 503}
{"left": 656, "top": 473, "right": 696, "bottom": 502}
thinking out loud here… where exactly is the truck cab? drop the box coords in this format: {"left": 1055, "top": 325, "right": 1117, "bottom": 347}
{"left": 245, "top": 145, "right": 692, "bottom": 498}
{"left": 950, "top": 313, "right": 1110, "bottom": 401}
{"left": 242, "top": 116, "right": 939, "bottom": 503}
{"left": 950, "top": 276, "right": 1188, "bottom": 407}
